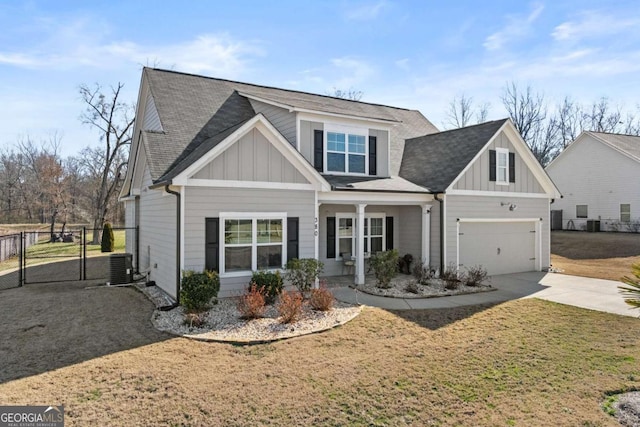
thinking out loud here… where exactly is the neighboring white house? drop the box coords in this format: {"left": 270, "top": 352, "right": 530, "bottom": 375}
{"left": 119, "top": 68, "right": 560, "bottom": 300}
{"left": 546, "top": 131, "right": 640, "bottom": 232}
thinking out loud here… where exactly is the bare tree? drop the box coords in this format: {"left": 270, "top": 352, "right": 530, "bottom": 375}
{"left": 444, "top": 94, "right": 491, "bottom": 129}
{"left": 328, "top": 87, "right": 363, "bottom": 101}
{"left": 79, "top": 83, "right": 135, "bottom": 243}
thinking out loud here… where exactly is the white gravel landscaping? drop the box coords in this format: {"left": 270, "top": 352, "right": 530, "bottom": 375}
{"left": 355, "top": 274, "right": 495, "bottom": 299}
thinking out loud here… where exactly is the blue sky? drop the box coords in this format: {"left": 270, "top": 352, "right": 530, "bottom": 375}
{"left": 1, "top": 0, "right": 639, "bottom": 156}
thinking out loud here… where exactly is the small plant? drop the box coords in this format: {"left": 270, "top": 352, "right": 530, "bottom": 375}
{"left": 180, "top": 270, "right": 220, "bottom": 312}
{"left": 250, "top": 270, "right": 283, "bottom": 304}
{"left": 237, "top": 284, "right": 267, "bottom": 319}
{"left": 308, "top": 283, "right": 335, "bottom": 311}
{"left": 626, "top": 219, "right": 640, "bottom": 233}
{"left": 404, "top": 281, "right": 420, "bottom": 294}
{"left": 183, "top": 311, "right": 207, "bottom": 328}
{"left": 464, "top": 265, "right": 489, "bottom": 287}
{"left": 101, "top": 222, "right": 115, "bottom": 252}
{"left": 277, "top": 290, "right": 304, "bottom": 323}
{"left": 412, "top": 260, "right": 435, "bottom": 285}
{"left": 370, "top": 249, "right": 399, "bottom": 289}
{"left": 285, "top": 258, "right": 324, "bottom": 293}
{"left": 619, "top": 262, "right": 640, "bottom": 309}
{"left": 441, "top": 263, "right": 462, "bottom": 290}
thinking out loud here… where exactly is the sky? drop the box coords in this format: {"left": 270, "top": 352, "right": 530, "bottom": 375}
{"left": 0, "top": 0, "right": 639, "bottom": 157}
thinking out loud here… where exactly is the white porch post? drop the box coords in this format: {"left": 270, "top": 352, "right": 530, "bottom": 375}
{"left": 355, "top": 203, "right": 367, "bottom": 285}
{"left": 421, "top": 204, "right": 431, "bottom": 265}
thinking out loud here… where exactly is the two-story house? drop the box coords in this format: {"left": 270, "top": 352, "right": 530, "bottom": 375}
{"left": 120, "top": 68, "right": 560, "bottom": 299}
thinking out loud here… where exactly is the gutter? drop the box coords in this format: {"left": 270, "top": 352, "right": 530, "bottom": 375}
{"left": 164, "top": 184, "right": 181, "bottom": 305}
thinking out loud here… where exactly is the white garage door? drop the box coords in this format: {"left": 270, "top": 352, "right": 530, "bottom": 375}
{"left": 459, "top": 221, "right": 536, "bottom": 275}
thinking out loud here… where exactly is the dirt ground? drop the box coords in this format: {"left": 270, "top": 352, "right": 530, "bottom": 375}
{"left": 551, "top": 231, "right": 640, "bottom": 281}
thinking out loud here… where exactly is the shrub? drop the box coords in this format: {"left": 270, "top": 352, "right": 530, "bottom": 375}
{"left": 285, "top": 258, "right": 324, "bottom": 293}
{"left": 626, "top": 220, "right": 640, "bottom": 233}
{"left": 250, "top": 270, "right": 283, "bottom": 304}
{"left": 180, "top": 270, "right": 220, "bottom": 311}
{"left": 441, "top": 263, "right": 462, "bottom": 290}
{"left": 308, "top": 284, "right": 334, "bottom": 311}
{"left": 101, "top": 222, "right": 114, "bottom": 252}
{"left": 619, "top": 263, "right": 640, "bottom": 309}
{"left": 370, "top": 249, "right": 399, "bottom": 289}
{"left": 404, "top": 281, "right": 420, "bottom": 294}
{"left": 412, "top": 260, "right": 435, "bottom": 285}
{"left": 464, "top": 265, "right": 489, "bottom": 287}
{"left": 183, "top": 312, "right": 207, "bottom": 328}
{"left": 277, "top": 290, "right": 304, "bottom": 323}
{"left": 237, "top": 284, "right": 267, "bottom": 319}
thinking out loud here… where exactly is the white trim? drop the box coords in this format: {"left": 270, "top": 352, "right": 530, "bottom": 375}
{"left": 457, "top": 217, "right": 542, "bottom": 223}
{"left": 295, "top": 112, "right": 301, "bottom": 152}
{"left": 421, "top": 205, "right": 431, "bottom": 265}
{"left": 119, "top": 195, "right": 137, "bottom": 202}
{"left": 220, "top": 212, "right": 287, "bottom": 219}
{"left": 185, "top": 179, "right": 316, "bottom": 191}
{"left": 495, "top": 147, "right": 509, "bottom": 184}
{"left": 179, "top": 186, "right": 185, "bottom": 283}
{"left": 319, "top": 190, "right": 433, "bottom": 205}
{"left": 446, "top": 189, "right": 551, "bottom": 198}
{"left": 324, "top": 126, "right": 369, "bottom": 175}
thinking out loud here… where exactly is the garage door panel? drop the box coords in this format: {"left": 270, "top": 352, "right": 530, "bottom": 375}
{"left": 459, "top": 222, "right": 536, "bottom": 275}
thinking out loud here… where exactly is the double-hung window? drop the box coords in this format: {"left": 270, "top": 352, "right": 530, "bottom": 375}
{"left": 621, "top": 204, "right": 631, "bottom": 222}
{"left": 336, "top": 213, "right": 385, "bottom": 258}
{"left": 326, "top": 125, "right": 368, "bottom": 174}
{"left": 496, "top": 147, "right": 509, "bottom": 184}
{"left": 364, "top": 217, "right": 384, "bottom": 254}
{"left": 222, "top": 214, "right": 285, "bottom": 274}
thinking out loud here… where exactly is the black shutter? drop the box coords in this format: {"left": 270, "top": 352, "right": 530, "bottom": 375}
{"left": 326, "top": 217, "right": 336, "bottom": 258}
{"left": 489, "top": 150, "right": 496, "bottom": 182}
{"left": 287, "top": 217, "right": 299, "bottom": 262}
{"left": 385, "top": 216, "right": 394, "bottom": 250}
{"left": 509, "top": 152, "right": 516, "bottom": 183}
{"left": 369, "top": 135, "right": 377, "bottom": 176}
{"left": 205, "top": 218, "right": 219, "bottom": 272}
{"left": 313, "top": 129, "right": 323, "bottom": 172}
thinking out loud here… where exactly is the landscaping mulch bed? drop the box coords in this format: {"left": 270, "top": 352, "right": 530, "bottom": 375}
{"left": 355, "top": 274, "right": 494, "bottom": 299}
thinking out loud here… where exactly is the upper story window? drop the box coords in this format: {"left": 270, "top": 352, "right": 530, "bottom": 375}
{"left": 489, "top": 148, "right": 515, "bottom": 185}
{"left": 496, "top": 148, "right": 508, "bottom": 183}
{"left": 324, "top": 125, "right": 369, "bottom": 175}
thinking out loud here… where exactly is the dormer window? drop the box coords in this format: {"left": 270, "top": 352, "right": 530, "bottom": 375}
{"left": 324, "top": 124, "right": 369, "bottom": 175}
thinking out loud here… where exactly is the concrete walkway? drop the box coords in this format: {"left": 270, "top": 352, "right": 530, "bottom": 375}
{"left": 332, "top": 271, "right": 639, "bottom": 318}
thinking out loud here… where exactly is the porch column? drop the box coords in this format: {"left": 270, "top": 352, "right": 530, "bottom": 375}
{"left": 355, "top": 203, "right": 367, "bottom": 285}
{"left": 421, "top": 204, "right": 431, "bottom": 265}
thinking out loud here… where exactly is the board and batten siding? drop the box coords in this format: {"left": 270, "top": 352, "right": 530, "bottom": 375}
{"left": 142, "top": 92, "right": 163, "bottom": 131}
{"left": 299, "top": 120, "right": 323, "bottom": 166}
{"left": 138, "top": 166, "right": 178, "bottom": 298}
{"left": 396, "top": 205, "right": 440, "bottom": 269}
{"left": 444, "top": 195, "right": 550, "bottom": 271}
{"left": 183, "top": 187, "right": 316, "bottom": 297}
{"left": 192, "top": 128, "right": 309, "bottom": 184}
{"left": 546, "top": 134, "right": 640, "bottom": 231}
{"left": 453, "top": 131, "right": 544, "bottom": 193}
{"left": 248, "top": 99, "right": 296, "bottom": 146}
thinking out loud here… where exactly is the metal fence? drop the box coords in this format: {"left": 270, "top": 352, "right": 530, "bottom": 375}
{"left": 0, "top": 232, "right": 38, "bottom": 263}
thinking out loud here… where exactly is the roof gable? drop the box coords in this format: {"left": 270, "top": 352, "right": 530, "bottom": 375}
{"left": 588, "top": 132, "right": 640, "bottom": 163}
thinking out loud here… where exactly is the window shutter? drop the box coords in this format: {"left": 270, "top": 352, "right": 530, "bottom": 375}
{"left": 313, "top": 129, "right": 323, "bottom": 172}
{"left": 489, "top": 150, "right": 496, "bottom": 182}
{"left": 368, "top": 135, "right": 377, "bottom": 176}
{"left": 509, "top": 152, "right": 516, "bottom": 183}
{"left": 287, "top": 217, "right": 299, "bottom": 262}
{"left": 326, "top": 217, "right": 336, "bottom": 258}
{"left": 385, "top": 216, "right": 394, "bottom": 250}
{"left": 205, "top": 218, "right": 219, "bottom": 272}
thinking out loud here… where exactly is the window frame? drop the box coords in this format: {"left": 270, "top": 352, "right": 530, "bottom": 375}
{"left": 335, "top": 212, "right": 386, "bottom": 259}
{"left": 495, "top": 147, "right": 509, "bottom": 185}
{"left": 324, "top": 124, "right": 369, "bottom": 175}
{"left": 220, "top": 212, "right": 287, "bottom": 277}
{"left": 576, "top": 205, "right": 588, "bottom": 219}
{"left": 620, "top": 204, "right": 631, "bottom": 223}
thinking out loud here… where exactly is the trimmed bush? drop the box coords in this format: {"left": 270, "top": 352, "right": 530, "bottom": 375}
{"left": 464, "top": 265, "right": 489, "bottom": 287}
{"left": 404, "top": 281, "right": 420, "bottom": 294}
{"left": 250, "top": 270, "right": 283, "bottom": 304}
{"left": 285, "top": 258, "right": 324, "bottom": 293}
{"left": 237, "top": 284, "right": 267, "bottom": 319}
{"left": 180, "top": 270, "right": 220, "bottom": 312}
{"left": 370, "top": 249, "right": 399, "bottom": 289}
{"left": 183, "top": 312, "right": 207, "bottom": 328}
{"left": 308, "top": 284, "right": 335, "bottom": 311}
{"left": 277, "top": 290, "right": 304, "bottom": 323}
{"left": 441, "top": 263, "right": 462, "bottom": 290}
{"left": 412, "top": 260, "right": 435, "bottom": 286}
{"left": 101, "top": 222, "right": 115, "bottom": 252}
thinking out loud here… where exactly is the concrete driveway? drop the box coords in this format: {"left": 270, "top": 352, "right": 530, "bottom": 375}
{"left": 333, "top": 272, "right": 639, "bottom": 318}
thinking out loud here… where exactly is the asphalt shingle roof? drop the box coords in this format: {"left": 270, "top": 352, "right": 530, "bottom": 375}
{"left": 143, "top": 68, "right": 439, "bottom": 183}
{"left": 399, "top": 119, "right": 509, "bottom": 192}
{"left": 588, "top": 131, "right": 640, "bottom": 163}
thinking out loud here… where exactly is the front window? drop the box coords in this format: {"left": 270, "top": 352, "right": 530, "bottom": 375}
{"left": 223, "top": 216, "right": 284, "bottom": 273}
{"left": 338, "top": 217, "right": 354, "bottom": 257}
{"left": 335, "top": 214, "right": 385, "bottom": 258}
{"left": 496, "top": 148, "right": 508, "bottom": 183}
{"left": 325, "top": 126, "right": 368, "bottom": 174}
{"left": 576, "top": 205, "right": 588, "bottom": 219}
{"left": 621, "top": 204, "right": 631, "bottom": 222}
{"left": 364, "top": 217, "right": 384, "bottom": 254}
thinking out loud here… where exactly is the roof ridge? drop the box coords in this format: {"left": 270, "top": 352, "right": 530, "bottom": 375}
{"left": 587, "top": 130, "right": 640, "bottom": 138}
{"left": 408, "top": 118, "right": 508, "bottom": 140}
{"left": 145, "top": 67, "right": 419, "bottom": 113}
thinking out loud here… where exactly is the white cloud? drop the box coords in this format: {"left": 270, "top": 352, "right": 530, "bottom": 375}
{"left": 552, "top": 11, "right": 640, "bottom": 42}
{"left": 329, "top": 57, "right": 375, "bottom": 89}
{"left": 484, "top": 2, "right": 544, "bottom": 51}
{"left": 344, "top": 1, "right": 388, "bottom": 21}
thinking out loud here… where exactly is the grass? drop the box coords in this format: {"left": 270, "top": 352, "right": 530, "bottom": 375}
{"left": 551, "top": 231, "right": 640, "bottom": 281}
{"left": 0, "top": 229, "right": 125, "bottom": 273}
{"left": 0, "top": 297, "right": 638, "bottom": 426}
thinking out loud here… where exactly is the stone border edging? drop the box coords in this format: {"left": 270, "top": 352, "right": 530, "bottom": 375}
{"left": 352, "top": 285, "right": 497, "bottom": 299}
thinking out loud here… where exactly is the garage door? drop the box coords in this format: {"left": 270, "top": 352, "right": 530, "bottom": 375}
{"left": 459, "top": 221, "right": 536, "bottom": 275}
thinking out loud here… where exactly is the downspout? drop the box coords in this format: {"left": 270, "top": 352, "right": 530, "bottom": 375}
{"left": 165, "top": 185, "right": 181, "bottom": 307}
{"left": 434, "top": 192, "right": 445, "bottom": 274}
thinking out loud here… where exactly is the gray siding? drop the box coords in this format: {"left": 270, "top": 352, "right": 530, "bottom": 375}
{"left": 453, "top": 131, "right": 544, "bottom": 193}
{"left": 396, "top": 205, "right": 440, "bottom": 271}
{"left": 444, "top": 195, "right": 550, "bottom": 270}
{"left": 142, "top": 92, "right": 163, "bottom": 131}
{"left": 138, "top": 167, "right": 178, "bottom": 298}
{"left": 124, "top": 199, "right": 136, "bottom": 260}
{"left": 369, "top": 128, "right": 390, "bottom": 177}
{"left": 183, "top": 187, "right": 316, "bottom": 297}
{"left": 299, "top": 120, "right": 323, "bottom": 166}
{"left": 192, "top": 128, "right": 309, "bottom": 184}
{"left": 249, "top": 99, "right": 296, "bottom": 146}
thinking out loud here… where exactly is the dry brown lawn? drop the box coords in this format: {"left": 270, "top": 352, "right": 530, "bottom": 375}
{"left": 1, "top": 279, "right": 639, "bottom": 426}
{"left": 551, "top": 231, "right": 640, "bottom": 281}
